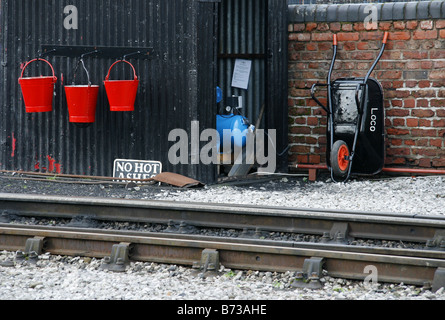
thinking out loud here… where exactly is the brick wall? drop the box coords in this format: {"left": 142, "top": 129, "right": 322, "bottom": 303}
{"left": 288, "top": 2, "right": 445, "bottom": 169}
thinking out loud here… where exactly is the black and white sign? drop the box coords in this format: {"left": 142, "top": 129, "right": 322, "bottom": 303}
{"left": 231, "top": 59, "right": 252, "bottom": 90}
{"left": 113, "top": 159, "right": 162, "bottom": 181}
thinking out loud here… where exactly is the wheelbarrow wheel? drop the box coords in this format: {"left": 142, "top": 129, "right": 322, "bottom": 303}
{"left": 331, "top": 140, "right": 350, "bottom": 178}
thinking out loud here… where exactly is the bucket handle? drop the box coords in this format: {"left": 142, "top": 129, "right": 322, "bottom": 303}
{"left": 20, "top": 58, "right": 57, "bottom": 83}
{"left": 105, "top": 60, "right": 138, "bottom": 81}
{"left": 71, "top": 58, "right": 93, "bottom": 86}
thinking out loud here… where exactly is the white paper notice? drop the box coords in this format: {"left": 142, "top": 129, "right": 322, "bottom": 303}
{"left": 231, "top": 59, "right": 252, "bottom": 90}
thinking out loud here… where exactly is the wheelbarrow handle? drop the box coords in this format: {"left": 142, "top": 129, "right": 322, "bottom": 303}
{"left": 382, "top": 32, "right": 389, "bottom": 44}
{"left": 311, "top": 83, "right": 329, "bottom": 113}
{"left": 364, "top": 32, "right": 389, "bottom": 84}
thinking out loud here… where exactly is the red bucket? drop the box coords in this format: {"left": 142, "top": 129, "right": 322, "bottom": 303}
{"left": 104, "top": 60, "right": 139, "bottom": 112}
{"left": 18, "top": 59, "right": 57, "bottom": 113}
{"left": 65, "top": 85, "right": 99, "bottom": 123}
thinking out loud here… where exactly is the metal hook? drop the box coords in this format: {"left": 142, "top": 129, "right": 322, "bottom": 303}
{"left": 81, "top": 50, "right": 99, "bottom": 60}
{"left": 72, "top": 50, "right": 97, "bottom": 86}
{"left": 123, "top": 51, "right": 141, "bottom": 61}
{"left": 37, "top": 49, "right": 57, "bottom": 60}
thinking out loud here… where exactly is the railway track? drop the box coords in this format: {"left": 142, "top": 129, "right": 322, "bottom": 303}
{"left": 1, "top": 192, "right": 445, "bottom": 290}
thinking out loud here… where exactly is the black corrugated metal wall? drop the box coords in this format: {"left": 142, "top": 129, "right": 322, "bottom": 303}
{"left": 0, "top": 0, "right": 288, "bottom": 183}
{"left": 0, "top": 0, "right": 218, "bottom": 183}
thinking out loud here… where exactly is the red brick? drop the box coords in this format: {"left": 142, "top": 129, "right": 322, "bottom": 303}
{"left": 419, "top": 158, "right": 432, "bottom": 168}
{"left": 406, "top": 118, "right": 419, "bottom": 127}
{"left": 305, "top": 136, "right": 318, "bottom": 144}
{"left": 430, "top": 51, "right": 445, "bottom": 59}
{"left": 421, "top": 61, "right": 433, "bottom": 69}
{"left": 379, "top": 22, "right": 392, "bottom": 31}
{"left": 390, "top": 139, "right": 403, "bottom": 146}
{"left": 404, "top": 100, "right": 416, "bottom": 108}
{"left": 393, "top": 118, "right": 405, "bottom": 127}
{"left": 411, "top": 129, "right": 437, "bottom": 137}
{"left": 389, "top": 31, "right": 411, "bottom": 41}
{"left": 406, "top": 21, "right": 418, "bottom": 30}
{"left": 420, "top": 21, "right": 434, "bottom": 30}
{"left": 312, "top": 33, "right": 333, "bottom": 41}
{"left": 337, "top": 32, "right": 359, "bottom": 41}
{"left": 307, "top": 117, "right": 319, "bottom": 126}
{"left": 430, "top": 70, "right": 445, "bottom": 80}
{"left": 433, "top": 119, "right": 445, "bottom": 127}
{"left": 360, "top": 31, "right": 385, "bottom": 41}
{"left": 376, "top": 70, "right": 402, "bottom": 80}
{"left": 406, "top": 61, "right": 421, "bottom": 69}
{"left": 353, "top": 22, "right": 364, "bottom": 31}
{"left": 433, "top": 159, "right": 445, "bottom": 167}
{"left": 387, "top": 147, "right": 411, "bottom": 156}
{"left": 393, "top": 21, "right": 406, "bottom": 30}
{"left": 387, "top": 128, "right": 410, "bottom": 136}
{"left": 330, "top": 23, "right": 341, "bottom": 32}
{"left": 419, "top": 119, "right": 432, "bottom": 127}
{"left": 290, "top": 33, "right": 311, "bottom": 42}
{"left": 431, "top": 99, "right": 445, "bottom": 107}
{"left": 293, "top": 24, "right": 306, "bottom": 32}
{"left": 387, "top": 109, "right": 410, "bottom": 117}
{"left": 308, "top": 155, "right": 321, "bottom": 164}
{"left": 306, "top": 43, "right": 317, "bottom": 51}
{"left": 417, "top": 99, "right": 429, "bottom": 108}
{"left": 413, "top": 30, "right": 438, "bottom": 40}
{"left": 317, "top": 23, "right": 329, "bottom": 32}
{"left": 306, "top": 23, "right": 318, "bottom": 32}
{"left": 437, "top": 21, "right": 445, "bottom": 29}
{"left": 418, "top": 81, "right": 431, "bottom": 88}
{"left": 440, "top": 30, "right": 445, "bottom": 39}
{"left": 431, "top": 139, "right": 444, "bottom": 148}
{"left": 296, "top": 155, "right": 308, "bottom": 164}
{"left": 402, "top": 51, "right": 428, "bottom": 59}
{"left": 411, "top": 109, "right": 435, "bottom": 118}
{"left": 341, "top": 23, "right": 353, "bottom": 32}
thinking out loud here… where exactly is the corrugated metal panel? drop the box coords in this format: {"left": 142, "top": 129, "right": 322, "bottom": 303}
{"left": 0, "top": 0, "right": 218, "bottom": 183}
{"left": 217, "top": 0, "right": 289, "bottom": 173}
{"left": 217, "top": 0, "right": 267, "bottom": 126}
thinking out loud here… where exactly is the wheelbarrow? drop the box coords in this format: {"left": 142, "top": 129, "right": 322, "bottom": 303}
{"left": 311, "top": 32, "right": 389, "bottom": 182}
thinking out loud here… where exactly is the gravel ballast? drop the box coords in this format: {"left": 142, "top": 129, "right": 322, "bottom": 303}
{"left": 1, "top": 172, "right": 445, "bottom": 301}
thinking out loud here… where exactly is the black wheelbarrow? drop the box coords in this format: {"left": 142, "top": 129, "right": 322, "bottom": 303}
{"left": 311, "top": 32, "right": 389, "bottom": 182}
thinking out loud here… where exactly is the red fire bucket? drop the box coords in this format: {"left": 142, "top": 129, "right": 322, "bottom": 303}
{"left": 18, "top": 59, "right": 57, "bottom": 113}
{"left": 65, "top": 85, "right": 99, "bottom": 123}
{"left": 104, "top": 60, "right": 139, "bottom": 112}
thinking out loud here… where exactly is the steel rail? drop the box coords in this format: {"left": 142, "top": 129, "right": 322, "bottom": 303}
{"left": 0, "top": 193, "right": 444, "bottom": 245}
{"left": 1, "top": 224, "right": 445, "bottom": 287}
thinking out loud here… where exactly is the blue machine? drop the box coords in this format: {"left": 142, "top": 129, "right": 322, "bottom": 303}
{"left": 216, "top": 87, "right": 254, "bottom": 152}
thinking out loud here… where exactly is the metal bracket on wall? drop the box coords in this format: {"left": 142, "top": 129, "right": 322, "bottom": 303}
{"left": 40, "top": 45, "right": 154, "bottom": 60}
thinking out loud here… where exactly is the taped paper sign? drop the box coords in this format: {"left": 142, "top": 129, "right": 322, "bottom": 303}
{"left": 231, "top": 59, "right": 252, "bottom": 90}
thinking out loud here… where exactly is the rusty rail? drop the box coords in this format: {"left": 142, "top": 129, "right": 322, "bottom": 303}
{"left": 1, "top": 193, "right": 445, "bottom": 245}
{"left": 1, "top": 224, "right": 445, "bottom": 288}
